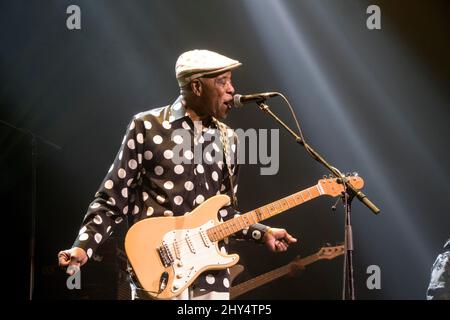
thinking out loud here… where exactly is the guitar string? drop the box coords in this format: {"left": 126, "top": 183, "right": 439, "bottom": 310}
{"left": 169, "top": 194, "right": 299, "bottom": 255}
{"left": 161, "top": 182, "right": 345, "bottom": 260}
{"left": 165, "top": 191, "right": 313, "bottom": 258}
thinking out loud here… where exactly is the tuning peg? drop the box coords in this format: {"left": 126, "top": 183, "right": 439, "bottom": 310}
{"left": 352, "top": 172, "right": 358, "bottom": 177}
{"left": 323, "top": 175, "right": 327, "bottom": 179}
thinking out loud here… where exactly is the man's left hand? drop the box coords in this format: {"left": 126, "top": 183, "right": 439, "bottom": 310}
{"left": 263, "top": 228, "right": 297, "bottom": 252}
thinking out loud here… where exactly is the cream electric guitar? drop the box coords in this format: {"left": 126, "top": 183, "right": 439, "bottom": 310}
{"left": 229, "top": 245, "right": 345, "bottom": 299}
{"left": 125, "top": 175, "right": 363, "bottom": 299}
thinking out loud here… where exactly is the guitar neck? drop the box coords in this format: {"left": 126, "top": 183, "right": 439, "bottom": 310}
{"left": 230, "top": 253, "right": 321, "bottom": 299}
{"left": 207, "top": 185, "right": 322, "bottom": 242}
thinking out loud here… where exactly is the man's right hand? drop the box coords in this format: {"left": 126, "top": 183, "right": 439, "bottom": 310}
{"left": 58, "top": 247, "right": 88, "bottom": 275}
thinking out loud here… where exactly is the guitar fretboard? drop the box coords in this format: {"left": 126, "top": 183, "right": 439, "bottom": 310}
{"left": 207, "top": 185, "right": 321, "bottom": 242}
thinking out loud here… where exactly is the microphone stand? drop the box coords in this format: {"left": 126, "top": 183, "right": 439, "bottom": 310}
{"left": 1, "top": 120, "right": 62, "bottom": 300}
{"left": 255, "top": 101, "right": 380, "bottom": 300}
{"left": 342, "top": 187, "right": 355, "bottom": 300}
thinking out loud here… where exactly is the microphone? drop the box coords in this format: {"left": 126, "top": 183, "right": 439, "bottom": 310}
{"left": 233, "top": 92, "right": 278, "bottom": 108}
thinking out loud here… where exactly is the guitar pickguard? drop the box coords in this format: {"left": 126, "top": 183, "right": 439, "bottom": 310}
{"left": 161, "top": 219, "right": 237, "bottom": 293}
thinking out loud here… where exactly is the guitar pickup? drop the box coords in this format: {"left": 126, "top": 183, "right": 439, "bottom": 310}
{"left": 199, "top": 230, "right": 211, "bottom": 247}
{"left": 157, "top": 243, "right": 174, "bottom": 268}
{"left": 185, "top": 234, "right": 196, "bottom": 253}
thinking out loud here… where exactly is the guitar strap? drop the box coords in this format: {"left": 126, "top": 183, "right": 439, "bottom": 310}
{"left": 212, "top": 117, "right": 238, "bottom": 208}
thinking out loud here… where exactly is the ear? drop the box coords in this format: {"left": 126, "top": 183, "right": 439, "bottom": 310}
{"left": 191, "top": 79, "right": 202, "bottom": 97}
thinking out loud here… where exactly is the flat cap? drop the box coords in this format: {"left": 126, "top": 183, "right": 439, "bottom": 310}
{"left": 175, "top": 49, "right": 241, "bottom": 87}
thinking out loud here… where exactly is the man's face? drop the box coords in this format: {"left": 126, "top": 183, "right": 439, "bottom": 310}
{"left": 196, "top": 71, "right": 235, "bottom": 120}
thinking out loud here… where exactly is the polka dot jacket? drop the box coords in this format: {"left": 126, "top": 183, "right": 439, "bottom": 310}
{"left": 72, "top": 96, "right": 269, "bottom": 293}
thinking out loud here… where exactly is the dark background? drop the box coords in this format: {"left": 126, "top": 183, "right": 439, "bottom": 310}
{"left": 1, "top": 0, "right": 449, "bottom": 300}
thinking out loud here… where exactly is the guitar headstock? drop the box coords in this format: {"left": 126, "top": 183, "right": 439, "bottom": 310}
{"left": 317, "top": 244, "right": 345, "bottom": 260}
{"left": 289, "top": 244, "right": 345, "bottom": 272}
{"left": 317, "top": 173, "right": 364, "bottom": 197}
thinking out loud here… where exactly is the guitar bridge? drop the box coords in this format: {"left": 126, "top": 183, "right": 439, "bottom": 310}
{"left": 157, "top": 243, "right": 174, "bottom": 268}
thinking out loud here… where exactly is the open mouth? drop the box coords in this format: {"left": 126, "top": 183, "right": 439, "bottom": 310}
{"left": 224, "top": 100, "right": 233, "bottom": 109}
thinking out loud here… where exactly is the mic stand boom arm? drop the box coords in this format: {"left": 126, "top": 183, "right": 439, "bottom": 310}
{"left": 256, "top": 102, "right": 380, "bottom": 214}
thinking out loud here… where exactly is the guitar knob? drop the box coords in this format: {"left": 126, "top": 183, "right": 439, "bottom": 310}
{"left": 176, "top": 273, "right": 183, "bottom": 279}
{"left": 177, "top": 261, "right": 183, "bottom": 267}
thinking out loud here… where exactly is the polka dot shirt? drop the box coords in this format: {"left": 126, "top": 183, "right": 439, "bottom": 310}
{"left": 73, "top": 96, "right": 269, "bottom": 293}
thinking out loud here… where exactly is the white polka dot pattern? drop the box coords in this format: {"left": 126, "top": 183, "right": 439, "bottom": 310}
{"left": 219, "top": 209, "right": 228, "bottom": 217}
{"left": 104, "top": 180, "right": 113, "bottom": 189}
{"left": 174, "top": 196, "right": 183, "bottom": 205}
{"left": 94, "top": 233, "right": 102, "bottom": 243}
{"left": 127, "top": 139, "right": 135, "bottom": 150}
{"left": 174, "top": 165, "right": 184, "bottom": 174}
{"left": 136, "top": 133, "right": 144, "bottom": 144}
{"left": 163, "top": 150, "right": 174, "bottom": 159}
{"left": 164, "top": 181, "right": 174, "bottom": 190}
{"left": 173, "top": 135, "right": 183, "bottom": 144}
{"left": 153, "top": 135, "right": 163, "bottom": 144}
{"left": 128, "top": 159, "right": 137, "bottom": 170}
{"left": 76, "top": 103, "right": 252, "bottom": 294}
{"left": 93, "top": 215, "right": 102, "bottom": 224}
{"left": 144, "top": 150, "right": 153, "bottom": 160}
{"left": 154, "top": 166, "right": 164, "bottom": 176}
{"left": 206, "top": 274, "right": 216, "bottom": 284}
{"left": 195, "top": 194, "right": 205, "bottom": 204}
{"left": 144, "top": 121, "right": 152, "bottom": 130}
{"left": 184, "top": 181, "right": 194, "bottom": 191}
{"left": 118, "top": 168, "right": 126, "bottom": 179}
{"left": 79, "top": 233, "right": 89, "bottom": 241}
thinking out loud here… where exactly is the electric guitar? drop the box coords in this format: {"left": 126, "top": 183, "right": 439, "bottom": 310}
{"left": 125, "top": 175, "right": 363, "bottom": 299}
{"left": 229, "top": 245, "right": 345, "bottom": 299}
